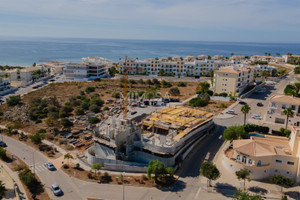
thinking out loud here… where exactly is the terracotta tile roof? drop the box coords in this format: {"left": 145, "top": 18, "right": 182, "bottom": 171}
{"left": 216, "top": 68, "right": 239, "bottom": 74}
{"left": 233, "top": 135, "right": 291, "bottom": 156}
{"left": 269, "top": 95, "right": 300, "bottom": 105}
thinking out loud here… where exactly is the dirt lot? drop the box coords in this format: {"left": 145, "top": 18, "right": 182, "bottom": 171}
{"left": 62, "top": 164, "right": 157, "bottom": 187}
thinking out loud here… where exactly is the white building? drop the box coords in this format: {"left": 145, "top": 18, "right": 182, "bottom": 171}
{"left": 0, "top": 77, "right": 12, "bottom": 96}
{"left": 64, "top": 57, "right": 112, "bottom": 81}
{"left": 118, "top": 56, "right": 242, "bottom": 77}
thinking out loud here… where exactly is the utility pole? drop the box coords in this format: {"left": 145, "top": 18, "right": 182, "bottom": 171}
{"left": 122, "top": 172, "right": 125, "bottom": 200}
{"left": 33, "top": 151, "right": 35, "bottom": 175}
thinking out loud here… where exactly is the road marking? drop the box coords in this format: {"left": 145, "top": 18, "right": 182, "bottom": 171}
{"left": 205, "top": 152, "right": 210, "bottom": 160}
{"left": 194, "top": 186, "right": 202, "bottom": 199}
{"left": 218, "top": 135, "right": 222, "bottom": 139}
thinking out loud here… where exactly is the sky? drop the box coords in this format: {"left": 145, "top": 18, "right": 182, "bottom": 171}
{"left": 0, "top": 0, "right": 300, "bottom": 42}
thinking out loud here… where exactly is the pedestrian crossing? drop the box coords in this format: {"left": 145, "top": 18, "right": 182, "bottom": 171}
{"left": 29, "top": 163, "right": 48, "bottom": 173}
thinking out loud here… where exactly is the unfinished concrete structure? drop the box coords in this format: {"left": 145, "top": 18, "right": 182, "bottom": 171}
{"left": 87, "top": 106, "right": 214, "bottom": 172}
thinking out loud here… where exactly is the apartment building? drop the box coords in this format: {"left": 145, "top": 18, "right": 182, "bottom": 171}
{"left": 64, "top": 64, "right": 108, "bottom": 80}
{"left": 250, "top": 55, "right": 283, "bottom": 63}
{"left": 253, "top": 65, "right": 277, "bottom": 76}
{"left": 282, "top": 54, "right": 300, "bottom": 63}
{"left": 223, "top": 126, "right": 300, "bottom": 182}
{"left": 0, "top": 77, "right": 12, "bottom": 96}
{"left": 213, "top": 65, "right": 254, "bottom": 96}
{"left": 266, "top": 95, "right": 300, "bottom": 127}
{"left": 8, "top": 66, "right": 48, "bottom": 87}
{"left": 118, "top": 56, "right": 241, "bottom": 77}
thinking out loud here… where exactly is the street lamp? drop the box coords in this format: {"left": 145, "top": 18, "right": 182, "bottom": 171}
{"left": 122, "top": 172, "right": 125, "bottom": 200}
{"left": 32, "top": 150, "right": 35, "bottom": 175}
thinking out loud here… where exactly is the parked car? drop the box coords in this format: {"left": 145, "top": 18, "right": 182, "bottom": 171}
{"left": 239, "top": 101, "right": 247, "bottom": 105}
{"left": 251, "top": 114, "right": 262, "bottom": 120}
{"left": 226, "top": 110, "right": 235, "bottom": 114}
{"left": 44, "top": 162, "right": 56, "bottom": 171}
{"left": 49, "top": 79, "right": 55, "bottom": 82}
{"left": 131, "top": 111, "right": 137, "bottom": 115}
{"left": 51, "top": 184, "right": 63, "bottom": 196}
{"left": 32, "top": 86, "right": 39, "bottom": 89}
{"left": 0, "top": 141, "right": 7, "bottom": 147}
{"left": 257, "top": 102, "right": 264, "bottom": 107}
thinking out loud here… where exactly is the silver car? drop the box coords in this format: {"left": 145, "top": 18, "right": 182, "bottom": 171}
{"left": 51, "top": 184, "right": 63, "bottom": 196}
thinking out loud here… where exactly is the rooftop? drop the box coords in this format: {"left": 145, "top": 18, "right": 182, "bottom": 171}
{"left": 233, "top": 135, "right": 292, "bottom": 156}
{"left": 269, "top": 95, "right": 300, "bottom": 105}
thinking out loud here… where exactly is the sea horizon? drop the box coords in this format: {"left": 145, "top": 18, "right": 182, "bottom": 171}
{"left": 0, "top": 36, "right": 300, "bottom": 67}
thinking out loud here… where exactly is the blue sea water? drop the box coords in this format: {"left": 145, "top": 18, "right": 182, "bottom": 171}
{"left": 0, "top": 37, "right": 300, "bottom": 66}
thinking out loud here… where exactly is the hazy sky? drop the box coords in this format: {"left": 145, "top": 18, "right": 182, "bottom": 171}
{"left": 0, "top": 0, "right": 300, "bottom": 42}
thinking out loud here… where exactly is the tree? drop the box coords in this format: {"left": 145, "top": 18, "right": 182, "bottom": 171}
{"left": 233, "top": 189, "right": 263, "bottom": 200}
{"left": 6, "top": 95, "right": 21, "bottom": 106}
{"left": 89, "top": 104, "right": 100, "bottom": 113}
{"left": 271, "top": 175, "right": 294, "bottom": 193}
{"left": 200, "top": 161, "right": 220, "bottom": 189}
{"left": 284, "top": 84, "right": 297, "bottom": 96}
{"left": 169, "top": 87, "right": 180, "bottom": 96}
{"left": 64, "top": 153, "right": 74, "bottom": 165}
{"left": 235, "top": 169, "right": 251, "bottom": 191}
{"left": 0, "top": 147, "right": 7, "bottom": 160}
{"left": 159, "top": 69, "right": 165, "bottom": 77}
{"left": 223, "top": 126, "right": 248, "bottom": 142}
{"left": 91, "top": 163, "right": 102, "bottom": 177}
{"left": 88, "top": 117, "right": 100, "bottom": 124}
{"left": 294, "top": 66, "right": 300, "bottom": 74}
{"left": 60, "top": 118, "right": 73, "bottom": 129}
{"left": 147, "top": 160, "right": 174, "bottom": 184}
{"left": 261, "top": 71, "right": 270, "bottom": 80}
{"left": 4, "top": 125, "right": 13, "bottom": 135}
{"left": 241, "top": 104, "right": 251, "bottom": 125}
{"left": 283, "top": 107, "right": 294, "bottom": 130}
{"left": 30, "top": 133, "right": 45, "bottom": 144}
{"left": 0, "top": 180, "right": 6, "bottom": 199}
{"left": 75, "top": 107, "right": 85, "bottom": 116}
{"left": 271, "top": 69, "right": 278, "bottom": 77}
{"left": 196, "top": 82, "right": 210, "bottom": 94}
{"left": 33, "top": 62, "right": 36, "bottom": 67}
{"left": 177, "top": 82, "right": 186, "bottom": 87}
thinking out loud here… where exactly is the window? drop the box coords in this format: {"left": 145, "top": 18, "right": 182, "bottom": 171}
{"left": 282, "top": 104, "right": 286, "bottom": 109}
{"left": 257, "top": 160, "right": 262, "bottom": 167}
{"left": 292, "top": 105, "right": 296, "bottom": 111}
{"left": 242, "top": 156, "right": 247, "bottom": 164}
{"left": 248, "top": 159, "right": 252, "bottom": 165}
{"left": 236, "top": 155, "right": 240, "bottom": 160}
{"left": 271, "top": 102, "right": 276, "bottom": 107}
{"left": 287, "top": 161, "right": 294, "bottom": 165}
{"left": 275, "top": 169, "right": 278, "bottom": 173}
{"left": 287, "top": 171, "right": 290, "bottom": 174}
{"left": 276, "top": 159, "right": 282, "bottom": 164}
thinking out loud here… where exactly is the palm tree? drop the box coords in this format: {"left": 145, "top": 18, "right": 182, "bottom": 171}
{"left": 64, "top": 153, "right": 74, "bottom": 165}
{"left": 241, "top": 104, "right": 251, "bottom": 125}
{"left": 294, "top": 83, "right": 300, "bottom": 97}
{"left": 283, "top": 107, "right": 294, "bottom": 130}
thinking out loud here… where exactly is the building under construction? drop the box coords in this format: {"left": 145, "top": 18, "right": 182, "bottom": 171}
{"left": 87, "top": 106, "right": 214, "bottom": 172}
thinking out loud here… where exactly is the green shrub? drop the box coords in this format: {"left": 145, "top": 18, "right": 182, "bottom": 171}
{"left": 177, "top": 82, "right": 186, "bottom": 87}
{"left": 0, "top": 147, "right": 7, "bottom": 160}
{"left": 6, "top": 95, "right": 21, "bottom": 106}
{"left": 89, "top": 104, "right": 100, "bottom": 113}
{"left": 85, "top": 86, "right": 95, "bottom": 94}
{"left": 89, "top": 117, "right": 100, "bottom": 124}
{"left": 169, "top": 87, "right": 180, "bottom": 96}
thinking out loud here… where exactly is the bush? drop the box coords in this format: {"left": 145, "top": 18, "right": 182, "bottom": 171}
{"left": 75, "top": 163, "right": 80, "bottom": 169}
{"left": 169, "top": 87, "right": 180, "bottom": 96}
{"left": 89, "top": 117, "right": 100, "bottom": 124}
{"left": 63, "top": 164, "right": 69, "bottom": 169}
{"left": 244, "top": 124, "right": 269, "bottom": 134}
{"left": 103, "top": 106, "right": 109, "bottom": 111}
{"left": 85, "top": 86, "right": 95, "bottom": 94}
{"left": 0, "top": 147, "right": 7, "bottom": 160}
{"left": 112, "top": 92, "right": 121, "bottom": 99}
{"left": 177, "top": 82, "right": 186, "bottom": 87}
{"left": 60, "top": 118, "right": 73, "bottom": 129}
{"left": 189, "top": 98, "right": 208, "bottom": 107}
{"left": 219, "top": 103, "right": 227, "bottom": 108}
{"left": 19, "top": 168, "right": 37, "bottom": 189}
{"left": 75, "top": 107, "right": 85, "bottom": 116}
{"left": 6, "top": 95, "right": 21, "bottom": 106}
{"left": 89, "top": 104, "right": 100, "bottom": 113}
{"left": 161, "top": 80, "right": 172, "bottom": 88}
{"left": 219, "top": 92, "right": 228, "bottom": 97}
{"left": 152, "top": 79, "right": 160, "bottom": 85}
{"left": 88, "top": 172, "right": 93, "bottom": 179}
{"left": 30, "top": 133, "right": 45, "bottom": 144}
{"left": 206, "top": 90, "right": 214, "bottom": 96}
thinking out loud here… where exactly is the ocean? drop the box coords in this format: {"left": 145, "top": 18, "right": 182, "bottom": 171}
{"left": 0, "top": 37, "right": 300, "bottom": 66}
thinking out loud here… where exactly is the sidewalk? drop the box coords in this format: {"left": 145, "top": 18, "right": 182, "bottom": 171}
{"left": 214, "top": 101, "right": 239, "bottom": 119}
{"left": 0, "top": 160, "right": 28, "bottom": 200}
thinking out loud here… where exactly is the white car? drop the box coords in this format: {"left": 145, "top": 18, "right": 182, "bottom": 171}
{"left": 251, "top": 114, "right": 262, "bottom": 120}
{"left": 226, "top": 110, "right": 235, "bottom": 114}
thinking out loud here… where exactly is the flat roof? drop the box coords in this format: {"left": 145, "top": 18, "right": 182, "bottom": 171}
{"left": 269, "top": 95, "right": 300, "bottom": 105}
